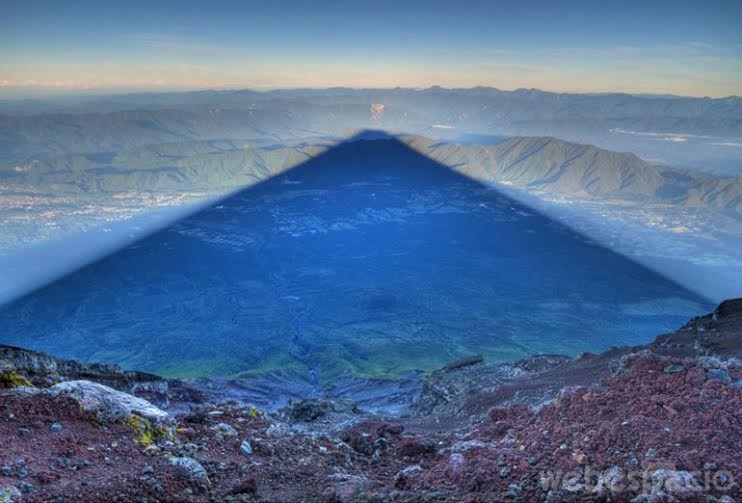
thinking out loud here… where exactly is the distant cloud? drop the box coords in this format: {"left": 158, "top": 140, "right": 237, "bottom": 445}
{"left": 121, "top": 33, "right": 230, "bottom": 54}
{"left": 609, "top": 128, "right": 714, "bottom": 139}
{"left": 0, "top": 79, "right": 94, "bottom": 89}
{"left": 610, "top": 129, "right": 742, "bottom": 147}
{"left": 710, "top": 141, "right": 742, "bottom": 147}
{"left": 479, "top": 62, "right": 555, "bottom": 73}
{"left": 687, "top": 41, "right": 713, "bottom": 49}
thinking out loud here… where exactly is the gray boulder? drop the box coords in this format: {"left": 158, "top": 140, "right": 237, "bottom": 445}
{"left": 649, "top": 469, "right": 702, "bottom": 499}
{"left": 170, "top": 457, "right": 210, "bottom": 486}
{"left": 0, "top": 486, "right": 22, "bottom": 503}
{"left": 240, "top": 440, "right": 253, "bottom": 456}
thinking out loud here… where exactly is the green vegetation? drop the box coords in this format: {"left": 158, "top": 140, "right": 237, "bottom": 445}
{"left": 127, "top": 415, "right": 173, "bottom": 448}
{"left": 155, "top": 358, "right": 243, "bottom": 379}
{"left": 234, "top": 354, "right": 307, "bottom": 379}
{"left": 0, "top": 370, "right": 32, "bottom": 388}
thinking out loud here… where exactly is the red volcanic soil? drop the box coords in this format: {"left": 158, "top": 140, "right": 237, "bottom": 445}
{"left": 1, "top": 301, "right": 740, "bottom": 502}
{"left": 408, "top": 355, "right": 741, "bottom": 502}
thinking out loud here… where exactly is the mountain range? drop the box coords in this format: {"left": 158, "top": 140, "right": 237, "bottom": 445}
{"left": 1, "top": 87, "right": 740, "bottom": 173}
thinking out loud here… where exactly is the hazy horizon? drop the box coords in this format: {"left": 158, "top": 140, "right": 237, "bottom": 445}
{"left": 2, "top": 0, "right": 741, "bottom": 98}
{"left": 1, "top": 84, "right": 741, "bottom": 101}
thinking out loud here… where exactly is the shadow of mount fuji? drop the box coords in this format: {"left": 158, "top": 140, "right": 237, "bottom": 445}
{"left": 0, "top": 131, "right": 711, "bottom": 382}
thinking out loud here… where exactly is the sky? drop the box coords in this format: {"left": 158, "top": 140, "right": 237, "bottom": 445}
{"left": 1, "top": 0, "right": 741, "bottom": 97}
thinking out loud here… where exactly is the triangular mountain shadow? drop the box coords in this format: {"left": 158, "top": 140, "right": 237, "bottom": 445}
{"left": 0, "top": 131, "right": 711, "bottom": 383}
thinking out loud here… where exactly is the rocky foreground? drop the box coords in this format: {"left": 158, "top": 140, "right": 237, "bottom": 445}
{"left": 1, "top": 300, "right": 741, "bottom": 502}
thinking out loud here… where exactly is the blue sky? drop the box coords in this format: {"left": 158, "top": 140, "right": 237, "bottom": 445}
{"left": 1, "top": 0, "right": 741, "bottom": 96}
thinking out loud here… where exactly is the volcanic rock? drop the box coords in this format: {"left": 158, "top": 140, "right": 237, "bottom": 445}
{"left": 49, "top": 380, "right": 169, "bottom": 423}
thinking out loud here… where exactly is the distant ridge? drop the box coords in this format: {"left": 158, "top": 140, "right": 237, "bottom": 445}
{"left": 6, "top": 132, "right": 740, "bottom": 217}
{"left": 1, "top": 87, "right": 740, "bottom": 169}
{"left": 404, "top": 136, "right": 742, "bottom": 215}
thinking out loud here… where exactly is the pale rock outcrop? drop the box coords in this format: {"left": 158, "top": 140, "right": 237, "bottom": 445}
{"left": 49, "top": 380, "right": 169, "bottom": 423}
